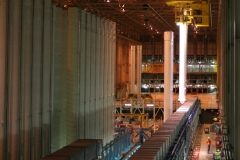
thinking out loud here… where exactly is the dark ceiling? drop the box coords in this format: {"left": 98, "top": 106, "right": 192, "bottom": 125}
{"left": 54, "top": 0, "right": 220, "bottom": 38}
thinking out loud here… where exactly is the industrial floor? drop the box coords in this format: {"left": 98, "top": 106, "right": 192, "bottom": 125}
{"left": 198, "top": 124, "right": 224, "bottom": 160}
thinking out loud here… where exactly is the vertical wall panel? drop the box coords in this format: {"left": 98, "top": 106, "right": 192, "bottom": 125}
{"left": 51, "top": 6, "right": 67, "bottom": 152}
{"left": 110, "top": 22, "right": 116, "bottom": 138}
{"left": 60, "top": 8, "right": 68, "bottom": 148}
{"left": 234, "top": 0, "right": 240, "bottom": 157}
{"left": 7, "top": 0, "right": 21, "bottom": 159}
{"left": 67, "top": 7, "right": 79, "bottom": 144}
{"left": 95, "top": 16, "right": 101, "bottom": 139}
{"left": 106, "top": 21, "right": 114, "bottom": 140}
{"left": 79, "top": 10, "right": 86, "bottom": 139}
{"left": 103, "top": 20, "right": 108, "bottom": 142}
{"left": 100, "top": 18, "right": 105, "bottom": 144}
{"left": 32, "top": 0, "right": 44, "bottom": 158}
{"left": 105, "top": 20, "right": 109, "bottom": 140}
{"left": 3, "top": 5, "right": 117, "bottom": 158}
{"left": 111, "top": 23, "right": 117, "bottom": 125}
{"left": 85, "top": 12, "right": 91, "bottom": 138}
{"left": 0, "top": 0, "right": 7, "bottom": 160}
{"left": 227, "top": 0, "right": 234, "bottom": 149}
{"left": 90, "top": 14, "right": 97, "bottom": 139}
{"left": 116, "top": 42, "right": 122, "bottom": 93}
{"left": 20, "top": 0, "right": 33, "bottom": 159}
{"left": 42, "top": 0, "right": 52, "bottom": 156}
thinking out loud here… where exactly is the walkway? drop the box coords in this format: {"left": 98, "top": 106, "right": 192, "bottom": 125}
{"left": 199, "top": 124, "right": 224, "bottom": 160}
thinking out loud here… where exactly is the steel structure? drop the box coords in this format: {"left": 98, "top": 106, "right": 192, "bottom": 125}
{"left": 53, "top": 0, "right": 220, "bottom": 38}
{"left": 128, "top": 97, "right": 200, "bottom": 160}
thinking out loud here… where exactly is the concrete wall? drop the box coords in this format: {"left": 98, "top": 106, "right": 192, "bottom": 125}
{"left": 0, "top": 1, "right": 116, "bottom": 159}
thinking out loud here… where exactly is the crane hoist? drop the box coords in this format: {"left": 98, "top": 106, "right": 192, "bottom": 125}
{"left": 166, "top": 0, "right": 209, "bottom": 27}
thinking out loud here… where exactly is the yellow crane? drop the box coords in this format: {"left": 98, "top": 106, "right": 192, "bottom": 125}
{"left": 166, "top": 0, "right": 209, "bottom": 27}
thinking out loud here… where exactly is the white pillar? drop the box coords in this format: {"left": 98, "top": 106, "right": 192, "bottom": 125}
{"left": 178, "top": 24, "right": 188, "bottom": 104}
{"left": 137, "top": 45, "right": 142, "bottom": 108}
{"left": 130, "top": 46, "right": 136, "bottom": 93}
{"left": 164, "top": 31, "right": 174, "bottom": 122}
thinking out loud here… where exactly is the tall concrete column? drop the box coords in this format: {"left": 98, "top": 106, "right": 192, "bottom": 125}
{"left": 164, "top": 31, "right": 174, "bottom": 122}
{"left": 178, "top": 24, "right": 188, "bottom": 104}
{"left": 130, "top": 46, "right": 136, "bottom": 94}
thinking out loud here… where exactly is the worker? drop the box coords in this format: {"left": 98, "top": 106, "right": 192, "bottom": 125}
{"left": 213, "top": 149, "right": 222, "bottom": 160}
{"left": 215, "top": 125, "right": 220, "bottom": 136}
{"left": 206, "top": 137, "right": 211, "bottom": 154}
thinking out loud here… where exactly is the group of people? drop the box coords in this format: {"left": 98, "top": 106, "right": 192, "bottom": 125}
{"left": 206, "top": 136, "right": 224, "bottom": 160}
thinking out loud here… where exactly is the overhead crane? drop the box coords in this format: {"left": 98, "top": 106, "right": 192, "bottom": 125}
{"left": 166, "top": 0, "right": 210, "bottom": 104}
{"left": 101, "top": 1, "right": 209, "bottom": 159}
{"left": 126, "top": 1, "right": 209, "bottom": 159}
{"left": 166, "top": 0, "right": 209, "bottom": 27}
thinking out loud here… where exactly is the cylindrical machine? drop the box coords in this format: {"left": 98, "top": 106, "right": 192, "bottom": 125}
{"left": 178, "top": 23, "right": 188, "bottom": 104}
{"left": 164, "top": 31, "right": 174, "bottom": 122}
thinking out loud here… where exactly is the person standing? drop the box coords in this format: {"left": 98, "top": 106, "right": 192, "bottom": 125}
{"left": 206, "top": 137, "right": 211, "bottom": 153}
{"left": 213, "top": 149, "right": 222, "bottom": 160}
{"left": 215, "top": 125, "right": 220, "bottom": 136}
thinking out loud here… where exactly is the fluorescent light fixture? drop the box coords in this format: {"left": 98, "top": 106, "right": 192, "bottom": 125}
{"left": 176, "top": 22, "right": 181, "bottom": 26}
{"left": 177, "top": 107, "right": 189, "bottom": 112}
{"left": 178, "top": 23, "right": 188, "bottom": 104}
{"left": 125, "top": 104, "right": 132, "bottom": 106}
{"left": 146, "top": 104, "right": 154, "bottom": 107}
{"left": 143, "top": 84, "right": 148, "bottom": 89}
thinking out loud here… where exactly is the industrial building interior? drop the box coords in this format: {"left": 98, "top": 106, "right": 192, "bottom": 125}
{"left": 0, "top": 0, "right": 239, "bottom": 160}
